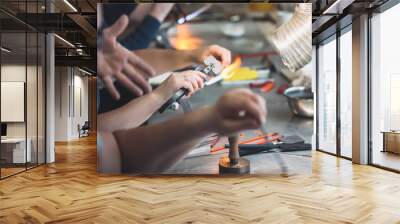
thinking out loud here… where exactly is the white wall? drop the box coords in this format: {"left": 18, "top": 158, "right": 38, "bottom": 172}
{"left": 54, "top": 67, "right": 89, "bottom": 141}
{"left": 1, "top": 65, "right": 26, "bottom": 140}
{"left": 1, "top": 64, "right": 24, "bottom": 126}
{"left": 55, "top": 67, "right": 70, "bottom": 141}
{"left": 72, "top": 73, "right": 89, "bottom": 138}
{"left": 1, "top": 65, "right": 35, "bottom": 137}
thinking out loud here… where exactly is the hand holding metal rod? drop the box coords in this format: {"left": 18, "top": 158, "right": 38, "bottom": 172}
{"left": 228, "top": 100, "right": 288, "bottom": 176}
{"left": 159, "top": 56, "right": 222, "bottom": 113}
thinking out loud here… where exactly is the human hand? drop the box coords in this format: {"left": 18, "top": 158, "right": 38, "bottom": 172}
{"left": 155, "top": 70, "right": 207, "bottom": 100}
{"left": 99, "top": 15, "right": 156, "bottom": 100}
{"left": 199, "top": 45, "right": 232, "bottom": 67}
{"left": 206, "top": 88, "right": 267, "bottom": 136}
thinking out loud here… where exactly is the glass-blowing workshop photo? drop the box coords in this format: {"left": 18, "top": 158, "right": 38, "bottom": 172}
{"left": 96, "top": 3, "right": 313, "bottom": 175}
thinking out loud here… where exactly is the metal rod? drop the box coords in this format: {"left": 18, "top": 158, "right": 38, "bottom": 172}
{"left": 228, "top": 135, "right": 239, "bottom": 165}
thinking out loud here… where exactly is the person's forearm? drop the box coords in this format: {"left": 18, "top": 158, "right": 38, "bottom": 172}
{"left": 98, "top": 90, "right": 169, "bottom": 132}
{"left": 135, "top": 49, "right": 201, "bottom": 74}
{"left": 129, "top": 4, "right": 153, "bottom": 25}
{"left": 113, "top": 106, "right": 214, "bottom": 173}
{"left": 120, "top": 15, "right": 161, "bottom": 50}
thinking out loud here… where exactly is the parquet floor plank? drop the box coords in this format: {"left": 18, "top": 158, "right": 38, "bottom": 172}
{"left": 0, "top": 135, "right": 399, "bottom": 223}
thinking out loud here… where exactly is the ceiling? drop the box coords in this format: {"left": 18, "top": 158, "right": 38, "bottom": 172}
{"left": 311, "top": 0, "right": 392, "bottom": 43}
{"left": 0, "top": 0, "right": 98, "bottom": 72}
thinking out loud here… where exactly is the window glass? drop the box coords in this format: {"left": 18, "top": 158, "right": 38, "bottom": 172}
{"left": 340, "top": 29, "right": 352, "bottom": 158}
{"left": 0, "top": 5, "right": 28, "bottom": 177}
{"left": 371, "top": 3, "right": 400, "bottom": 171}
{"left": 318, "top": 37, "right": 337, "bottom": 154}
{"left": 0, "top": 0, "right": 46, "bottom": 179}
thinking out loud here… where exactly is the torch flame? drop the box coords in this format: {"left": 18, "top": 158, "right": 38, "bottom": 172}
{"left": 221, "top": 56, "right": 241, "bottom": 79}
{"left": 204, "top": 56, "right": 242, "bottom": 86}
{"left": 170, "top": 25, "right": 203, "bottom": 50}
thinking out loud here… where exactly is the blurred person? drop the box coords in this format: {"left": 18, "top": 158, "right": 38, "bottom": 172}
{"left": 98, "top": 14, "right": 230, "bottom": 100}
{"left": 98, "top": 15, "right": 155, "bottom": 100}
{"left": 96, "top": 5, "right": 265, "bottom": 174}
{"left": 98, "top": 16, "right": 231, "bottom": 113}
{"left": 102, "top": 3, "right": 174, "bottom": 50}
{"left": 98, "top": 88, "right": 267, "bottom": 174}
{"left": 98, "top": 68, "right": 207, "bottom": 132}
{"left": 97, "top": 3, "right": 175, "bottom": 100}
{"left": 97, "top": 15, "right": 231, "bottom": 131}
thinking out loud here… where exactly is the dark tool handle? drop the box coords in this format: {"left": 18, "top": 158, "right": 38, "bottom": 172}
{"left": 159, "top": 88, "right": 188, "bottom": 113}
{"left": 279, "top": 143, "right": 311, "bottom": 151}
{"left": 174, "top": 88, "right": 188, "bottom": 104}
{"left": 228, "top": 135, "right": 240, "bottom": 165}
{"left": 238, "top": 143, "right": 276, "bottom": 156}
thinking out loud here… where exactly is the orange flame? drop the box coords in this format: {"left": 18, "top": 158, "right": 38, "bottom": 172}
{"left": 221, "top": 56, "right": 241, "bottom": 79}
{"left": 170, "top": 25, "right": 203, "bottom": 50}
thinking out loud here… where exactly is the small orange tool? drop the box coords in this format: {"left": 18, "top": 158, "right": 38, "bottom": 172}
{"left": 210, "top": 132, "right": 281, "bottom": 153}
{"left": 260, "top": 81, "right": 275, "bottom": 93}
{"left": 249, "top": 80, "right": 275, "bottom": 93}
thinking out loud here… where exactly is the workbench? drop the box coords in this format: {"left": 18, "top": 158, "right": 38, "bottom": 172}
{"left": 148, "top": 20, "right": 313, "bottom": 175}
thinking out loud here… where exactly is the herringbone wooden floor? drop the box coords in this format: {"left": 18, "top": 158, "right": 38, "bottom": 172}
{"left": 1, "top": 135, "right": 400, "bottom": 224}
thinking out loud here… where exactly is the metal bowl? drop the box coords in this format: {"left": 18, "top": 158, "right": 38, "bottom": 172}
{"left": 284, "top": 86, "right": 314, "bottom": 118}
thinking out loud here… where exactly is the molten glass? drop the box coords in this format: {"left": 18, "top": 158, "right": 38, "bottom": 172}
{"left": 221, "top": 56, "right": 242, "bottom": 79}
